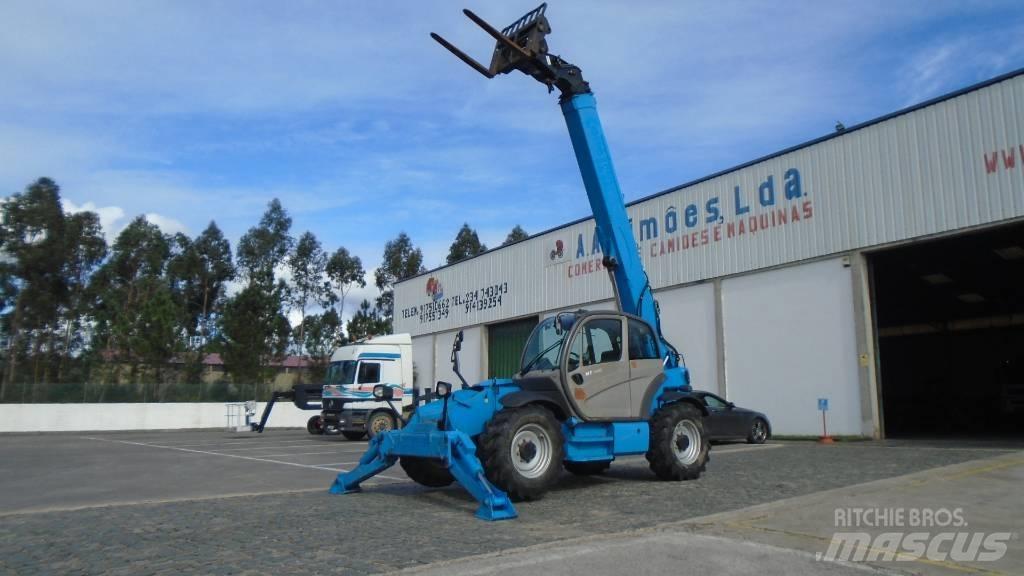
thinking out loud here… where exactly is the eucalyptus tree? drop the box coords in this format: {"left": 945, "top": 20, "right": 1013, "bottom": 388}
{"left": 89, "top": 216, "right": 177, "bottom": 389}
{"left": 446, "top": 223, "right": 487, "bottom": 264}
{"left": 374, "top": 232, "right": 425, "bottom": 331}
{"left": 502, "top": 224, "right": 528, "bottom": 245}
{"left": 287, "top": 231, "right": 328, "bottom": 361}
{"left": 0, "top": 178, "right": 67, "bottom": 397}
{"left": 346, "top": 299, "right": 390, "bottom": 342}
{"left": 325, "top": 246, "right": 365, "bottom": 332}
{"left": 220, "top": 199, "right": 293, "bottom": 392}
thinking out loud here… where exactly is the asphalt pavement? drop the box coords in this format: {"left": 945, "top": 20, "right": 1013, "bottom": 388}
{"left": 0, "top": 430, "right": 1019, "bottom": 575}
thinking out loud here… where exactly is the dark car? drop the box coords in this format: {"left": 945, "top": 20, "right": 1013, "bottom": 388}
{"left": 693, "top": 391, "right": 771, "bottom": 444}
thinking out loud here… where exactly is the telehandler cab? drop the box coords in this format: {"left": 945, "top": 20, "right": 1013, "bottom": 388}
{"left": 330, "top": 3, "right": 710, "bottom": 520}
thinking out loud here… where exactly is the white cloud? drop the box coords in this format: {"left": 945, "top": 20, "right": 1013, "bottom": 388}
{"left": 143, "top": 212, "right": 188, "bottom": 236}
{"left": 61, "top": 198, "right": 125, "bottom": 239}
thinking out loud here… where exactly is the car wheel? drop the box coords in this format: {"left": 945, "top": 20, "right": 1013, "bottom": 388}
{"left": 747, "top": 418, "right": 769, "bottom": 444}
{"left": 478, "top": 405, "right": 565, "bottom": 501}
{"left": 366, "top": 411, "right": 396, "bottom": 439}
{"left": 306, "top": 415, "right": 324, "bottom": 435}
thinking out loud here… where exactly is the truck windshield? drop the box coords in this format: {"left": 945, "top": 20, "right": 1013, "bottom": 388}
{"left": 520, "top": 314, "right": 576, "bottom": 373}
{"left": 326, "top": 360, "right": 357, "bottom": 385}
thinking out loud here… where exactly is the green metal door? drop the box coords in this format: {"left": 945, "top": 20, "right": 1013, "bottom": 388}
{"left": 487, "top": 317, "right": 539, "bottom": 379}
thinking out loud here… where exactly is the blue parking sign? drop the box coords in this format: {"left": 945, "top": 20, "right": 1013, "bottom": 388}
{"left": 818, "top": 398, "right": 829, "bottom": 411}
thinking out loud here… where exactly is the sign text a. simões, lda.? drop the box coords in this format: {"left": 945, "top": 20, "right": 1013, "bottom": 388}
{"left": 565, "top": 167, "right": 814, "bottom": 279}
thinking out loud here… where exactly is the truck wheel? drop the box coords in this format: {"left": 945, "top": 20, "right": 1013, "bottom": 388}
{"left": 564, "top": 460, "right": 611, "bottom": 476}
{"left": 747, "top": 418, "right": 769, "bottom": 444}
{"left": 366, "top": 411, "right": 396, "bottom": 439}
{"left": 342, "top": 431, "right": 366, "bottom": 441}
{"left": 400, "top": 456, "right": 455, "bottom": 487}
{"left": 306, "top": 415, "right": 324, "bottom": 435}
{"left": 478, "top": 405, "right": 564, "bottom": 501}
{"left": 646, "top": 403, "right": 709, "bottom": 481}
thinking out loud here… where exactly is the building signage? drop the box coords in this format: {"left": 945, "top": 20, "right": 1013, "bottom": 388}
{"left": 401, "top": 279, "right": 510, "bottom": 326}
{"left": 559, "top": 167, "right": 814, "bottom": 280}
{"left": 984, "top": 143, "right": 1022, "bottom": 175}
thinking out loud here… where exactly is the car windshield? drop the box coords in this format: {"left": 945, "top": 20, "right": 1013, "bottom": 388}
{"left": 325, "top": 360, "right": 357, "bottom": 385}
{"left": 520, "top": 313, "right": 577, "bottom": 373}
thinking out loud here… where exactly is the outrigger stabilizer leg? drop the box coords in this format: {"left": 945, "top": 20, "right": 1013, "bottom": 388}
{"left": 329, "top": 427, "right": 517, "bottom": 521}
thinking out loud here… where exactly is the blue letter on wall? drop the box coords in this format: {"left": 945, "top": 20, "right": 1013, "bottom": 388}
{"left": 785, "top": 168, "right": 803, "bottom": 199}
{"left": 734, "top": 186, "right": 750, "bottom": 215}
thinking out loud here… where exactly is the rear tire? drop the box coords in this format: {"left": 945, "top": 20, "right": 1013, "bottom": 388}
{"left": 366, "top": 411, "right": 397, "bottom": 439}
{"left": 478, "top": 405, "right": 564, "bottom": 501}
{"left": 342, "top": 431, "right": 366, "bottom": 441}
{"left": 306, "top": 415, "right": 324, "bottom": 435}
{"left": 646, "top": 403, "right": 709, "bottom": 481}
{"left": 564, "top": 460, "right": 611, "bottom": 476}
{"left": 747, "top": 418, "right": 769, "bottom": 444}
{"left": 400, "top": 457, "right": 455, "bottom": 488}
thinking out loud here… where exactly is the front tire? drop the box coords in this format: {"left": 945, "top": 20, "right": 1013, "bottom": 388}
{"left": 365, "top": 411, "right": 397, "bottom": 439}
{"left": 646, "top": 403, "right": 709, "bottom": 481}
{"left": 747, "top": 418, "right": 769, "bottom": 444}
{"left": 478, "top": 405, "right": 564, "bottom": 501}
{"left": 400, "top": 457, "right": 455, "bottom": 487}
{"left": 306, "top": 415, "right": 324, "bottom": 435}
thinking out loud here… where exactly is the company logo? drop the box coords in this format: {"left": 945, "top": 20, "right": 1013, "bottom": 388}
{"left": 549, "top": 239, "right": 565, "bottom": 262}
{"left": 425, "top": 276, "right": 444, "bottom": 302}
{"left": 817, "top": 507, "right": 1014, "bottom": 564}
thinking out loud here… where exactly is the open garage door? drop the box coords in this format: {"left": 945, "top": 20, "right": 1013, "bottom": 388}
{"left": 871, "top": 221, "right": 1024, "bottom": 437}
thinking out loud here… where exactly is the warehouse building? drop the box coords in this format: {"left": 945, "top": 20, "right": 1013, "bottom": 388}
{"left": 394, "top": 69, "right": 1024, "bottom": 438}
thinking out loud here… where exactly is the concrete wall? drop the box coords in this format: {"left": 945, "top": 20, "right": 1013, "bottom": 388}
{"left": 0, "top": 401, "right": 313, "bottom": 433}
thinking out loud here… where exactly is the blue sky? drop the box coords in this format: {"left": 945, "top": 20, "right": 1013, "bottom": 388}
{"left": 2, "top": 0, "right": 1023, "bottom": 312}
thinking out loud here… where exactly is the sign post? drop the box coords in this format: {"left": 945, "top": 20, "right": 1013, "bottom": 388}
{"left": 817, "top": 398, "right": 834, "bottom": 444}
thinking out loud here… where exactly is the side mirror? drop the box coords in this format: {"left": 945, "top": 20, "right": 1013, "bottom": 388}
{"left": 372, "top": 385, "right": 394, "bottom": 401}
{"left": 726, "top": 401, "right": 735, "bottom": 409}
{"left": 554, "top": 312, "right": 565, "bottom": 335}
{"left": 435, "top": 381, "right": 453, "bottom": 398}
{"left": 449, "top": 332, "right": 469, "bottom": 390}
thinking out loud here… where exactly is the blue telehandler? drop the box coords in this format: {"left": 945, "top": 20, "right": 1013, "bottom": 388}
{"left": 330, "top": 3, "right": 710, "bottom": 520}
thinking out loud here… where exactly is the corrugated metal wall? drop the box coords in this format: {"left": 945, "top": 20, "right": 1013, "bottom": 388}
{"left": 396, "top": 72, "right": 1024, "bottom": 337}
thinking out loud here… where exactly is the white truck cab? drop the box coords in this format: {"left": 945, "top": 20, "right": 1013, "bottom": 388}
{"left": 320, "top": 334, "right": 414, "bottom": 439}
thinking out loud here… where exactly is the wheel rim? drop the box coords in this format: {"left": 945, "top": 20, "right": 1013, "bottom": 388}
{"left": 370, "top": 414, "right": 392, "bottom": 435}
{"left": 753, "top": 421, "right": 766, "bottom": 442}
{"left": 510, "top": 424, "right": 553, "bottom": 479}
{"left": 672, "top": 420, "right": 701, "bottom": 466}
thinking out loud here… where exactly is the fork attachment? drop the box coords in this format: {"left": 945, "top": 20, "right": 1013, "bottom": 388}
{"left": 430, "top": 3, "right": 589, "bottom": 101}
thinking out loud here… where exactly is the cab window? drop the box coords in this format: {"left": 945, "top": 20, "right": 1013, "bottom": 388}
{"left": 567, "top": 318, "right": 622, "bottom": 371}
{"left": 357, "top": 362, "right": 381, "bottom": 384}
{"left": 628, "top": 319, "right": 660, "bottom": 360}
